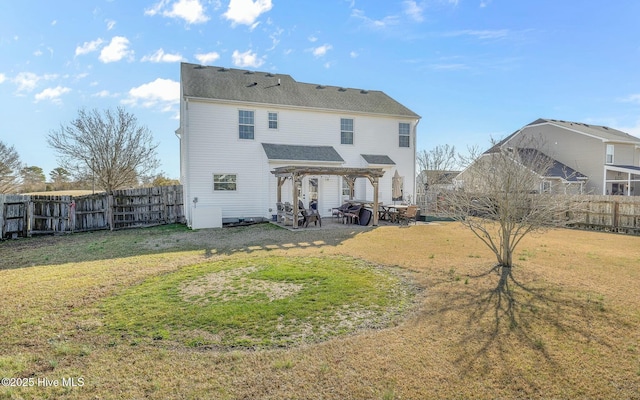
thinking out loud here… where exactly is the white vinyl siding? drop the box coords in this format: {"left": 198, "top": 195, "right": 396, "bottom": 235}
{"left": 183, "top": 101, "right": 417, "bottom": 221}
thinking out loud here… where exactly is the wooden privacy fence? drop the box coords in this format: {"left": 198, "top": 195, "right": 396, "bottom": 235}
{"left": 0, "top": 185, "right": 184, "bottom": 239}
{"left": 417, "top": 192, "right": 640, "bottom": 235}
{"left": 568, "top": 195, "right": 640, "bottom": 235}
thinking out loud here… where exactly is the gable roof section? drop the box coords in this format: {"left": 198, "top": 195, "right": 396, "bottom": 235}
{"left": 526, "top": 118, "right": 640, "bottom": 144}
{"left": 485, "top": 118, "right": 640, "bottom": 156}
{"left": 516, "top": 148, "right": 587, "bottom": 181}
{"left": 181, "top": 63, "right": 420, "bottom": 118}
{"left": 361, "top": 154, "right": 395, "bottom": 165}
{"left": 262, "top": 143, "right": 344, "bottom": 163}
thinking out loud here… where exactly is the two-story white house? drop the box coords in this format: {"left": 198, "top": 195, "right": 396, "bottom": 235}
{"left": 177, "top": 63, "right": 421, "bottom": 229}
{"left": 456, "top": 118, "right": 640, "bottom": 195}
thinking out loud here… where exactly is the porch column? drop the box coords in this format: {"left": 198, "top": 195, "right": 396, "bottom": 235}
{"left": 371, "top": 177, "right": 379, "bottom": 226}
{"left": 277, "top": 176, "right": 285, "bottom": 203}
{"left": 292, "top": 174, "right": 301, "bottom": 229}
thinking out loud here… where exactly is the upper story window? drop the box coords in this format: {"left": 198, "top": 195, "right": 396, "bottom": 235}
{"left": 268, "top": 112, "right": 278, "bottom": 129}
{"left": 399, "top": 123, "right": 411, "bottom": 147}
{"left": 606, "top": 144, "right": 614, "bottom": 164}
{"left": 239, "top": 110, "right": 254, "bottom": 140}
{"left": 213, "top": 174, "right": 237, "bottom": 191}
{"left": 341, "top": 118, "right": 354, "bottom": 144}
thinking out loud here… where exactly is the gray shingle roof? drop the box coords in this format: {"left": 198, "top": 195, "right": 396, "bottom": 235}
{"left": 361, "top": 154, "right": 396, "bottom": 165}
{"left": 181, "top": 63, "right": 420, "bottom": 118}
{"left": 262, "top": 143, "right": 344, "bottom": 162}
{"left": 517, "top": 148, "right": 587, "bottom": 181}
{"left": 527, "top": 118, "right": 640, "bottom": 144}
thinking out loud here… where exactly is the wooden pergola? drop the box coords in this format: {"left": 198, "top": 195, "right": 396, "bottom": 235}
{"left": 271, "top": 166, "right": 386, "bottom": 228}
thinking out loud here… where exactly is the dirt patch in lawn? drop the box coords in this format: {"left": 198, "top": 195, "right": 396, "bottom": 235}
{"left": 179, "top": 265, "right": 305, "bottom": 304}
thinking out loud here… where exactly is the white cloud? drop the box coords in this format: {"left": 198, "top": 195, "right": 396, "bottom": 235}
{"left": 311, "top": 44, "right": 333, "bottom": 58}
{"left": 403, "top": 1, "right": 424, "bottom": 22}
{"left": 93, "top": 90, "right": 113, "bottom": 98}
{"left": 99, "top": 36, "right": 134, "bottom": 63}
{"left": 308, "top": 35, "right": 318, "bottom": 43}
{"left": 146, "top": 0, "right": 209, "bottom": 24}
{"left": 34, "top": 86, "right": 71, "bottom": 103}
{"left": 480, "top": 0, "right": 492, "bottom": 7}
{"left": 621, "top": 94, "right": 640, "bottom": 105}
{"left": 351, "top": 8, "right": 400, "bottom": 29}
{"left": 0, "top": 73, "right": 6, "bottom": 84}
{"left": 13, "top": 72, "right": 57, "bottom": 92}
{"left": 350, "top": 51, "right": 359, "bottom": 58}
{"left": 106, "top": 19, "right": 116, "bottom": 30}
{"left": 75, "top": 38, "right": 104, "bottom": 56}
{"left": 267, "top": 27, "right": 283, "bottom": 51}
{"left": 223, "top": 0, "right": 273, "bottom": 26}
{"left": 429, "top": 63, "right": 469, "bottom": 71}
{"left": 444, "top": 29, "right": 509, "bottom": 40}
{"left": 231, "top": 49, "right": 265, "bottom": 68}
{"left": 141, "top": 48, "right": 184, "bottom": 63}
{"left": 195, "top": 52, "right": 220, "bottom": 65}
{"left": 122, "top": 78, "right": 180, "bottom": 112}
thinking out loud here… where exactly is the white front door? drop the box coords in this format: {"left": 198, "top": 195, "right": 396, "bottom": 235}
{"left": 299, "top": 176, "right": 319, "bottom": 210}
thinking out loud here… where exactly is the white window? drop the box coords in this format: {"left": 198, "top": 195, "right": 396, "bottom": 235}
{"left": 341, "top": 118, "right": 354, "bottom": 144}
{"left": 213, "top": 174, "right": 237, "bottom": 191}
{"left": 239, "top": 110, "right": 254, "bottom": 139}
{"left": 399, "top": 123, "right": 410, "bottom": 147}
{"left": 606, "top": 144, "right": 614, "bottom": 164}
{"left": 268, "top": 112, "right": 278, "bottom": 129}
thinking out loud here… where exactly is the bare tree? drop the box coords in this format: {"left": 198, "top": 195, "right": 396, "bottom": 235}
{"left": 443, "top": 137, "right": 583, "bottom": 294}
{"left": 416, "top": 144, "right": 458, "bottom": 192}
{"left": 0, "top": 141, "right": 23, "bottom": 194}
{"left": 47, "top": 107, "right": 160, "bottom": 192}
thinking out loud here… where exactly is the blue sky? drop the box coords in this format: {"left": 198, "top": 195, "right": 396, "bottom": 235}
{"left": 1, "top": 0, "right": 639, "bottom": 180}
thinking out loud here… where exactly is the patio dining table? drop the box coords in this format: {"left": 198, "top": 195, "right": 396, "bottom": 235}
{"left": 379, "top": 204, "right": 409, "bottom": 223}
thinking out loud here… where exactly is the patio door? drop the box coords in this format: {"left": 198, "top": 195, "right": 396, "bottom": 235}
{"left": 299, "top": 176, "right": 319, "bottom": 210}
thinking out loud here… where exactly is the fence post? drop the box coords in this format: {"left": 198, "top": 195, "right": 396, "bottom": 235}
{"left": 26, "top": 198, "right": 33, "bottom": 237}
{"left": 613, "top": 201, "right": 619, "bottom": 229}
{"left": 0, "top": 194, "right": 4, "bottom": 239}
{"left": 107, "top": 193, "right": 114, "bottom": 230}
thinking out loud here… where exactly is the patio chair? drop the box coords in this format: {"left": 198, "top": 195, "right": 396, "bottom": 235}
{"left": 342, "top": 204, "right": 362, "bottom": 224}
{"left": 301, "top": 208, "right": 322, "bottom": 227}
{"left": 332, "top": 202, "right": 350, "bottom": 219}
{"left": 276, "top": 202, "right": 285, "bottom": 223}
{"left": 281, "top": 202, "right": 295, "bottom": 226}
{"left": 398, "top": 205, "right": 419, "bottom": 225}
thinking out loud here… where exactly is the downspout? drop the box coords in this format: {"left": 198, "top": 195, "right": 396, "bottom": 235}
{"left": 412, "top": 118, "right": 421, "bottom": 204}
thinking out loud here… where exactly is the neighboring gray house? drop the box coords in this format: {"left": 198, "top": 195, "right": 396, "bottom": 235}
{"left": 456, "top": 118, "right": 640, "bottom": 195}
{"left": 177, "top": 63, "right": 421, "bottom": 228}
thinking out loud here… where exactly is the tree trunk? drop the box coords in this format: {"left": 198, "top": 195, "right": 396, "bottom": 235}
{"left": 497, "top": 264, "right": 511, "bottom": 293}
